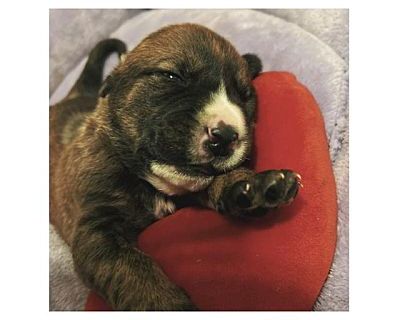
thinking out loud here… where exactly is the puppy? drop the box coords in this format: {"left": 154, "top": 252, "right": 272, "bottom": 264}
{"left": 50, "top": 24, "right": 301, "bottom": 310}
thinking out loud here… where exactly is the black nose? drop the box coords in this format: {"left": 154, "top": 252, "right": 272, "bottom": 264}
{"left": 210, "top": 126, "right": 238, "bottom": 144}
{"left": 207, "top": 125, "right": 238, "bottom": 157}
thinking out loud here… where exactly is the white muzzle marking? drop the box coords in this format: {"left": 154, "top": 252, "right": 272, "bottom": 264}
{"left": 194, "top": 82, "right": 249, "bottom": 171}
{"left": 199, "top": 82, "right": 247, "bottom": 138}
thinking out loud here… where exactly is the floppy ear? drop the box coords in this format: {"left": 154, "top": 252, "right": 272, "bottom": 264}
{"left": 99, "top": 53, "right": 128, "bottom": 98}
{"left": 99, "top": 75, "right": 113, "bottom": 97}
{"left": 242, "top": 54, "right": 262, "bottom": 79}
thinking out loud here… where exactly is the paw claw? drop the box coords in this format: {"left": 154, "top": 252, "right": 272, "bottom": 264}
{"left": 230, "top": 181, "right": 253, "bottom": 209}
{"left": 294, "top": 173, "right": 302, "bottom": 181}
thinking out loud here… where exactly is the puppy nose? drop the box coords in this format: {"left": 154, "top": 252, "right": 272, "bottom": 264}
{"left": 207, "top": 125, "right": 238, "bottom": 157}
{"left": 210, "top": 126, "right": 238, "bottom": 144}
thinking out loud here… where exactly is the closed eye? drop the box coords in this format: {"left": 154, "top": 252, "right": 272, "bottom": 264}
{"left": 236, "top": 84, "right": 253, "bottom": 102}
{"left": 241, "top": 86, "right": 253, "bottom": 100}
{"left": 142, "top": 68, "right": 185, "bottom": 83}
{"left": 159, "top": 71, "right": 184, "bottom": 82}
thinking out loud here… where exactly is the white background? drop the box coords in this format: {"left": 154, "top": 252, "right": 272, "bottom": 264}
{"left": 0, "top": 0, "right": 399, "bottom": 319}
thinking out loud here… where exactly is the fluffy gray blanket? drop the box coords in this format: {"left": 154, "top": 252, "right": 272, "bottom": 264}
{"left": 49, "top": 9, "right": 348, "bottom": 311}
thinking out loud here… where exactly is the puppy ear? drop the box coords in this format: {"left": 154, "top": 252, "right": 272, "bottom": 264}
{"left": 99, "top": 53, "right": 126, "bottom": 97}
{"left": 242, "top": 54, "right": 262, "bottom": 79}
{"left": 99, "top": 75, "right": 113, "bottom": 97}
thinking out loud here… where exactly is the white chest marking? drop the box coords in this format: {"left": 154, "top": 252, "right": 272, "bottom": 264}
{"left": 153, "top": 195, "right": 176, "bottom": 219}
{"left": 145, "top": 162, "right": 214, "bottom": 196}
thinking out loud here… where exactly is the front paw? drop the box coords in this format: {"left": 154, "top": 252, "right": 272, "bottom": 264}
{"left": 219, "top": 170, "right": 302, "bottom": 217}
{"left": 108, "top": 263, "right": 198, "bottom": 311}
{"left": 117, "top": 282, "right": 197, "bottom": 311}
{"left": 152, "top": 286, "right": 198, "bottom": 311}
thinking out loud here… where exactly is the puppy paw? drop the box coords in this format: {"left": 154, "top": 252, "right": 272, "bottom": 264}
{"left": 141, "top": 266, "right": 199, "bottom": 311}
{"left": 152, "top": 286, "right": 198, "bottom": 311}
{"left": 219, "top": 169, "right": 302, "bottom": 217}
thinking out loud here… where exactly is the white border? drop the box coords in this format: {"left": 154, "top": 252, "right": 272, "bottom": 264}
{"left": 48, "top": 0, "right": 351, "bottom": 9}
{"left": 2, "top": 0, "right": 400, "bottom": 319}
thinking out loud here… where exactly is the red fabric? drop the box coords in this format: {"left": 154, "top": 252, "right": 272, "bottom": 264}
{"left": 85, "top": 291, "right": 112, "bottom": 311}
{"left": 85, "top": 72, "right": 337, "bottom": 311}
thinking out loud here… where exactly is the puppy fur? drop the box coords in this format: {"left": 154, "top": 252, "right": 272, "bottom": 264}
{"left": 50, "top": 24, "right": 300, "bottom": 310}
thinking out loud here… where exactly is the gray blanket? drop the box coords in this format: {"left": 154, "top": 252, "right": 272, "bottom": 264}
{"left": 49, "top": 9, "right": 348, "bottom": 311}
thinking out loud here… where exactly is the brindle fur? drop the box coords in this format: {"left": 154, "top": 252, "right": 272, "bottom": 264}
{"left": 50, "top": 24, "right": 299, "bottom": 310}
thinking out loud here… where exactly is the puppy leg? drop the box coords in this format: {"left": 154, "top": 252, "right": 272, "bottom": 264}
{"left": 72, "top": 205, "right": 196, "bottom": 310}
{"left": 206, "top": 167, "right": 301, "bottom": 218}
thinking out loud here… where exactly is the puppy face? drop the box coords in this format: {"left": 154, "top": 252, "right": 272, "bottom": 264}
{"left": 102, "top": 24, "right": 261, "bottom": 195}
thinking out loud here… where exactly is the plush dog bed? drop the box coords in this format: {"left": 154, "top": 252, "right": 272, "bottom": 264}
{"left": 50, "top": 9, "right": 348, "bottom": 311}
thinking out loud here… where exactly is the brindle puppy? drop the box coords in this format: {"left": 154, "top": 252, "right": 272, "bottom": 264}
{"left": 50, "top": 24, "right": 301, "bottom": 310}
